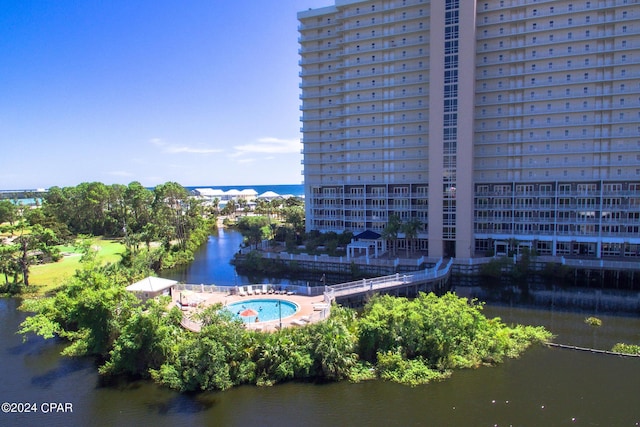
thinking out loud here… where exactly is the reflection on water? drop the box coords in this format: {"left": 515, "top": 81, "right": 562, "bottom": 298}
{"left": 4, "top": 230, "right": 640, "bottom": 426}
{"left": 161, "top": 228, "right": 246, "bottom": 286}
{"left": 454, "top": 278, "right": 640, "bottom": 316}
{"left": 160, "top": 228, "right": 305, "bottom": 288}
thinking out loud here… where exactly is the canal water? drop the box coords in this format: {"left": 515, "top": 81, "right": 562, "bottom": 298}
{"left": 2, "top": 229, "right": 639, "bottom": 426}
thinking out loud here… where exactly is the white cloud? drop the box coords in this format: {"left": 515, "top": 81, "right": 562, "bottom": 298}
{"left": 165, "top": 146, "right": 223, "bottom": 154}
{"left": 233, "top": 137, "right": 301, "bottom": 157}
{"left": 149, "top": 138, "right": 223, "bottom": 155}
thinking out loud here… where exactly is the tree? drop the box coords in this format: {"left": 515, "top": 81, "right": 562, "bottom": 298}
{"left": 381, "top": 214, "right": 402, "bottom": 255}
{"left": 220, "top": 199, "right": 237, "bottom": 217}
{"left": 19, "top": 255, "right": 142, "bottom": 357}
{"left": 254, "top": 199, "right": 269, "bottom": 216}
{"left": 284, "top": 197, "right": 304, "bottom": 208}
{"left": 21, "top": 205, "right": 71, "bottom": 242}
{"left": 0, "top": 200, "right": 18, "bottom": 228}
{"left": 357, "top": 292, "right": 551, "bottom": 380}
{"left": 307, "top": 307, "right": 358, "bottom": 380}
{"left": 152, "top": 182, "right": 192, "bottom": 249}
{"left": 151, "top": 305, "right": 257, "bottom": 391}
{"left": 210, "top": 197, "right": 221, "bottom": 215}
{"left": 237, "top": 198, "right": 248, "bottom": 216}
{"left": 254, "top": 328, "right": 313, "bottom": 385}
{"left": 124, "top": 181, "right": 154, "bottom": 233}
{"left": 401, "top": 217, "right": 423, "bottom": 257}
{"left": 100, "top": 298, "right": 183, "bottom": 377}
{"left": 236, "top": 216, "right": 272, "bottom": 249}
{"left": 282, "top": 206, "right": 305, "bottom": 236}
{"left": 0, "top": 244, "right": 20, "bottom": 287}
{"left": 269, "top": 199, "right": 283, "bottom": 220}
{"left": 13, "top": 224, "right": 60, "bottom": 288}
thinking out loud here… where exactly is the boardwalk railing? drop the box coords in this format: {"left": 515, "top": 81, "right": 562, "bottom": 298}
{"left": 240, "top": 246, "right": 439, "bottom": 269}
{"left": 175, "top": 283, "right": 326, "bottom": 297}
{"left": 176, "top": 258, "right": 453, "bottom": 331}
{"left": 325, "top": 258, "right": 453, "bottom": 301}
{"left": 176, "top": 257, "right": 453, "bottom": 304}
{"left": 454, "top": 255, "right": 640, "bottom": 272}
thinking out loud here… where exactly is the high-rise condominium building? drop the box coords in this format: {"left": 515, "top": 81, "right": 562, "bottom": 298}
{"left": 298, "top": 0, "right": 640, "bottom": 261}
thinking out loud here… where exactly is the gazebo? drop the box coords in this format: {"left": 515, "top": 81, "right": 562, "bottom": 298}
{"left": 347, "top": 230, "right": 384, "bottom": 259}
{"left": 126, "top": 277, "right": 178, "bottom": 302}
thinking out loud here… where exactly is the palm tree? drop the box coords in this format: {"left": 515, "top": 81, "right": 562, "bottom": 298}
{"left": 381, "top": 214, "right": 402, "bottom": 256}
{"left": 221, "top": 199, "right": 237, "bottom": 218}
{"left": 269, "top": 199, "right": 283, "bottom": 220}
{"left": 211, "top": 197, "right": 220, "bottom": 215}
{"left": 237, "top": 198, "right": 248, "bottom": 216}
{"left": 255, "top": 199, "right": 269, "bottom": 216}
{"left": 401, "top": 217, "right": 423, "bottom": 257}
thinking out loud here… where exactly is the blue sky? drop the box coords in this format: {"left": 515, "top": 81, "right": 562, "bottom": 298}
{"left": 1, "top": 0, "right": 331, "bottom": 189}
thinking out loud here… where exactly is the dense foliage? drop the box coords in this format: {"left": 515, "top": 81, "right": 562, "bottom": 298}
{"left": 19, "top": 249, "right": 144, "bottom": 357}
{"left": 1, "top": 203, "right": 64, "bottom": 293}
{"left": 1, "top": 181, "right": 214, "bottom": 294}
{"left": 20, "top": 262, "right": 552, "bottom": 392}
{"left": 611, "top": 343, "right": 640, "bottom": 355}
{"left": 232, "top": 229, "right": 355, "bottom": 277}
{"left": 357, "top": 293, "right": 551, "bottom": 385}
{"left": 42, "top": 181, "right": 207, "bottom": 250}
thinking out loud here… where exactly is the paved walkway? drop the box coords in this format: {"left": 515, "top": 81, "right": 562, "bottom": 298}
{"left": 171, "top": 289, "right": 329, "bottom": 333}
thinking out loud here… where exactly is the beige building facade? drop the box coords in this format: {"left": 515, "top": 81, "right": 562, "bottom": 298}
{"left": 298, "top": 0, "right": 640, "bottom": 260}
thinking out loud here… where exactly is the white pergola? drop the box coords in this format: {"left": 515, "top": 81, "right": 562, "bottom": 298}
{"left": 347, "top": 231, "right": 384, "bottom": 259}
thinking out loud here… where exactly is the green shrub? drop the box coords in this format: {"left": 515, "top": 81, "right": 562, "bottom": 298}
{"left": 611, "top": 343, "right": 640, "bottom": 355}
{"left": 585, "top": 316, "right": 602, "bottom": 327}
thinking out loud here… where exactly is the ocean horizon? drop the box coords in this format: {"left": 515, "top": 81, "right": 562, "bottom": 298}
{"left": 3, "top": 184, "right": 305, "bottom": 204}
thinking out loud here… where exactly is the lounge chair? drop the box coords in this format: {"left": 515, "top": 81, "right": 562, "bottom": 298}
{"left": 299, "top": 315, "right": 312, "bottom": 323}
{"left": 238, "top": 287, "right": 247, "bottom": 297}
{"left": 261, "top": 284, "right": 268, "bottom": 295}
{"left": 246, "top": 286, "right": 254, "bottom": 296}
{"left": 290, "top": 319, "right": 306, "bottom": 327}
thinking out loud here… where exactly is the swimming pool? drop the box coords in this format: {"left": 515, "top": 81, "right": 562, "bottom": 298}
{"left": 225, "top": 299, "right": 299, "bottom": 323}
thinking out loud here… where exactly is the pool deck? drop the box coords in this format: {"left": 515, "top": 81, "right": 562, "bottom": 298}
{"left": 172, "top": 290, "right": 329, "bottom": 333}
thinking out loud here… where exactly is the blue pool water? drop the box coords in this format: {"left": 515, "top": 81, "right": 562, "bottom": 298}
{"left": 225, "top": 299, "right": 299, "bottom": 323}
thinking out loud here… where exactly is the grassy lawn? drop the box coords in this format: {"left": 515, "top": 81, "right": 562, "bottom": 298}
{"left": 29, "top": 238, "right": 126, "bottom": 294}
